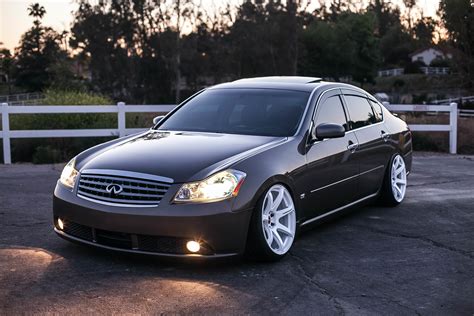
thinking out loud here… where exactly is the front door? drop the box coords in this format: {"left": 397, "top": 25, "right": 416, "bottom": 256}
{"left": 303, "top": 90, "right": 359, "bottom": 221}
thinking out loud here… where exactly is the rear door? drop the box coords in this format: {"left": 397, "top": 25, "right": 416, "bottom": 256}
{"left": 341, "top": 90, "right": 390, "bottom": 199}
{"left": 303, "top": 90, "right": 359, "bottom": 220}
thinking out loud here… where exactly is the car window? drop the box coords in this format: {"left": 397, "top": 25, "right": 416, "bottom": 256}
{"left": 158, "top": 89, "right": 310, "bottom": 137}
{"left": 344, "top": 95, "right": 376, "bottom": 129}
{"left": 315, "top": 95, "right": 349, "bottom": 131}
{"left": 368, "top": 99, "right": 383, "bottom": 122}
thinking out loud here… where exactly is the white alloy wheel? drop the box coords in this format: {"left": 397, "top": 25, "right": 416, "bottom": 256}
{"left": 391, "top": 155, "right": 407, "bottom": 202}
{"left": 261, "top": 184, "right": 296, "bottom": 255}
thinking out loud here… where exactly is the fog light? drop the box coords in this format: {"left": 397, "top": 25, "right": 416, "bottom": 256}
{"left": 186, "top": 240, "right": 200, "bottom": 253}
{"left": 57, "top": 218, "right": 64, "bottom": 230}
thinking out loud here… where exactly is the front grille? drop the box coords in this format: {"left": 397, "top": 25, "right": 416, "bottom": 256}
{"left": 77, "top": 171, "right": 172, "bottom": 206}
{"left": 96, "top": 229, "right": 133, "bottom": 249}
{"left": 137, "top": 235, "right": 188, "bottom": 254}
{"left": 62, "top": 221, "right": 93, "bottom": 241}
{"left": 59, "top": 220, "right": 214, "bottom": 255}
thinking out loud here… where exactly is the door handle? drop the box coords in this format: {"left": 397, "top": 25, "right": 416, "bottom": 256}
{"left": 381, "top": 131, "right": 390, "bottom": 142}
{"left": 347, "top": 142, "right": 359, "bottom": 153}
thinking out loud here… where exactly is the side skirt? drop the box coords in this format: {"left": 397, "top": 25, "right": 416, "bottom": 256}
{"left": 300, "top": 192, "right": 379, "bottom": 227}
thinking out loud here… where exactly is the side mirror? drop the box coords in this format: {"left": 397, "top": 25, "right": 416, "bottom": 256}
{"left": 312, "top": 123, "right": 345, "bottom": 140}
{"left": 153, "top": 115, "right": 165, "bottom": 125}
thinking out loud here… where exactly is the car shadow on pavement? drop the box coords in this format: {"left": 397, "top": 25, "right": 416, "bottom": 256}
{"left": 2, "top": 204, "right": 370, "bottom": 314}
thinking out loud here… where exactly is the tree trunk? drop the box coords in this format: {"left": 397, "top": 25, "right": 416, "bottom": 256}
{"left": 287, "top": 0, "right": 298, "bottom": 75}
{"left": 175, "top": 0, "right": 181, "bottom": 104}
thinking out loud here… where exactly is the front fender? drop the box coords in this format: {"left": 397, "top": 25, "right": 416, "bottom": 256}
{"left": 230, "top": 138, "right": 305, "bottom": 222}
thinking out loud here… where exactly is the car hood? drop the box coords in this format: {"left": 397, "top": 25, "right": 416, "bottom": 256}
{"left": 80, "top": 130, "right": 284, "bottom": 183}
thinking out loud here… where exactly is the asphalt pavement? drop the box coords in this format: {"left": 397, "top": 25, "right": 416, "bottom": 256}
{"left": 0, "top": 153, "right": 473, "bottom": 315}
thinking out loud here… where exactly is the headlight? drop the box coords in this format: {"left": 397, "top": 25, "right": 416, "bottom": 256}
{"left": 174, "top": 169, "right": 246, "bottom": 203}
{"left": 60, "top": 158, "right": 79, "bottom": 189}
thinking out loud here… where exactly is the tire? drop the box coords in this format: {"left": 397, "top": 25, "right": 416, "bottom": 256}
{"left": 246, "top": 184, "right": 297, "bottom": 261}
{"left": 379, "top": 153, "right": 408, "bottom": 206}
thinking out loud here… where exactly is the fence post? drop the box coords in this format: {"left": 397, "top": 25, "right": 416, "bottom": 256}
{"left": 1, "top": 103, "right": 11, "bottom": 164}
{"left": 117, "top": 102, "right": 126, "bottom": 137}
{"left": 449, "top": 102, "right": 458, "bottom": 154}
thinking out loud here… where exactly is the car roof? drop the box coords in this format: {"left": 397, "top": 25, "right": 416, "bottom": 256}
{"left": 208, "top": 76, "right": 373, "bottom": 97}
{"left": 209, "top": 76, "right": 325, "bottom": 92}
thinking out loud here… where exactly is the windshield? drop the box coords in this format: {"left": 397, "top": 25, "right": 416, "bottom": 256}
{"left": 157, "top": 89, "right": 310, "bottom": 137}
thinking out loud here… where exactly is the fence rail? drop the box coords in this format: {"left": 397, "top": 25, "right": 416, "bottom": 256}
{"left": 0, "top": 102, "right": 175, "bottom": 164}
{"left": 432, "top": 95, "right": 474, "bottom": 105}
{"left": 385, "top": 102, "right": 458, "bottom": 154}
{"left": 0, "top": 92, "right": 44, "bottom": 105}
{"left": 0, "top": 101, "right": 460, "bottom": 164}
{"left": 459, "top": 109, "right": 474, "bottom": 117}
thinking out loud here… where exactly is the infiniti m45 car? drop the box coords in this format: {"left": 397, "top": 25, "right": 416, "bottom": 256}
{"left": 53, "top": 76, "right": 412, "bottom": 261}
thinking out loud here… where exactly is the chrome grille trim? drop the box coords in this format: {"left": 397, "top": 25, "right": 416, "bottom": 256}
{"left": 80, "top": 169, "right": 173, "bottom": 183}
{"left": 76, "top": 169, "right": 173, "bottom": 207}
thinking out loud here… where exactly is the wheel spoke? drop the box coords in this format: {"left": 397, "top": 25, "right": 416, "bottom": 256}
{"left": 263, "top": 224, "right": 272, "bottom": 244}
{"left": 395, "top": 164, "right": 404, "bottom": 174}
{"left": 276, "top": 206, "right": 294, "bottom": 219}
{"left": 396, "top": 178, "right": 406, "bottom": 185}
{"left": 276, "top": 223, "right": 294, "bottom": 238}
{"left": 271, "top": 187, "right": 284, "bottom": 212}
{"left": 272, "top": 229, "right": 284, "bottom": 249}
{"left": 395, "top": 185, "right": 402, "bottom": 196}
{"left": 264, "top": 194, "right": 273, "bottom": 215}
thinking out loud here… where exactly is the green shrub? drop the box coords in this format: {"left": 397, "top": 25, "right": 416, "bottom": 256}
{"left": 32, "top": 145, "right": 63, "bottom": 164}
{"left": 10, "top": 90, "right": 116, "bottom": 163}
{"left": 412, "top": 132, "right": 444, "bottom": 152}
{"left": 42, "top": 89, "right": 112, "bottom": 105}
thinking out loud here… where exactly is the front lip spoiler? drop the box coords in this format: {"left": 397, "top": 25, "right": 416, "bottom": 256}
{"left": 54, "top": 228, "right": 239, "bottom": 259}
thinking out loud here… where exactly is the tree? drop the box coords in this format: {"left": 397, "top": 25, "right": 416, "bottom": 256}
{"left": 379, "top": 23, "right": 416, "bottom": 67}
{"left": 70, "top": 0, "right": 178, "bottom": 102}
{"left": 368, "top": 0, "right": 402, "bottom": 37}
{"left": 300, "top": 11, "right": 380, "bottom": 84}
{"left": 414, "top": 17, "right": 435, "bottom": 46}
{"left": 0, "top": 45, "right": 14, "bottom": 94}
{"left": 14, "top": 3, "right": 72, "bottom": 91}
{"left": 27, "top": 3, "right": 46, "bottom": 20}
{"left": 439, "top": 0, "right": 474, "bottom": 88}
{"left": 172, "top": 0, "right": 198, "bottom": 103}
{"left": 229, "top": 1, "right": 306, "bottom": 77}
{"left": 403, "top": 0, "right": 417, "bottom": 32}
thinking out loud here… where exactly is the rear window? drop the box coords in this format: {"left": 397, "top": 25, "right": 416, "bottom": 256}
{"left": 369, "top": 99, "right": 383, "bottom": 122}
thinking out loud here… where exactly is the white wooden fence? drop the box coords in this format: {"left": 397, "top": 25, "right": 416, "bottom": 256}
{"left": 0, "top": 101, "right": 459, "bottom": 164}
{"left": 385, "top": 102, "right": 458, "bottom": 154}
{"left": 0, "top": 102, "right": 175, "bottom": 164}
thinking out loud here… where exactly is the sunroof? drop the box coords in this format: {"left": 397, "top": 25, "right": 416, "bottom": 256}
{"left": 234, "top": 76, "right": 322, "bottom": 84}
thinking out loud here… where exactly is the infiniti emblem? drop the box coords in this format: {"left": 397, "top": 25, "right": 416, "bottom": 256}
{"left": 106, "top": 184, "right": 123, "bottom": 195}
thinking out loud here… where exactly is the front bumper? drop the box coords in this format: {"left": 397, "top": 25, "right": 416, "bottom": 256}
{"left": 53, "top": 182, "right": 253, "bottom": 258}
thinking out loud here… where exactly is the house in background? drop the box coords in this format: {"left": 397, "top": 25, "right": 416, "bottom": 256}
{"left": 410, "top": 47, "right": 452, "bottom": 75}
{"left": 377, "top": 47, "right": 453, "bottom": 77}
{"left": 409, "top": 47, "right": 452, "bottom": 66}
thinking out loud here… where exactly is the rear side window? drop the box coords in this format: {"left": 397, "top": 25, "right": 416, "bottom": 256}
{"left": 368, "top": 99, "right": 383, "bottom": 122}
{"left": 344, "top": 95, "right": 376, "bottom": 129}
{"left": 315, "top": 95, "right": 349, "bottom": 131}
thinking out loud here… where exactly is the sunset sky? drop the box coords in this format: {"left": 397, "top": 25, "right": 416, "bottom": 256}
{"left": 0, "top": 0, "right": 441, "bottom": 51}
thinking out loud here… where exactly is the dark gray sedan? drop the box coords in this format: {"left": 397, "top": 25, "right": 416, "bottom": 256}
{"left": 53, "top": 76, "right": 412, "bottom": 261}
